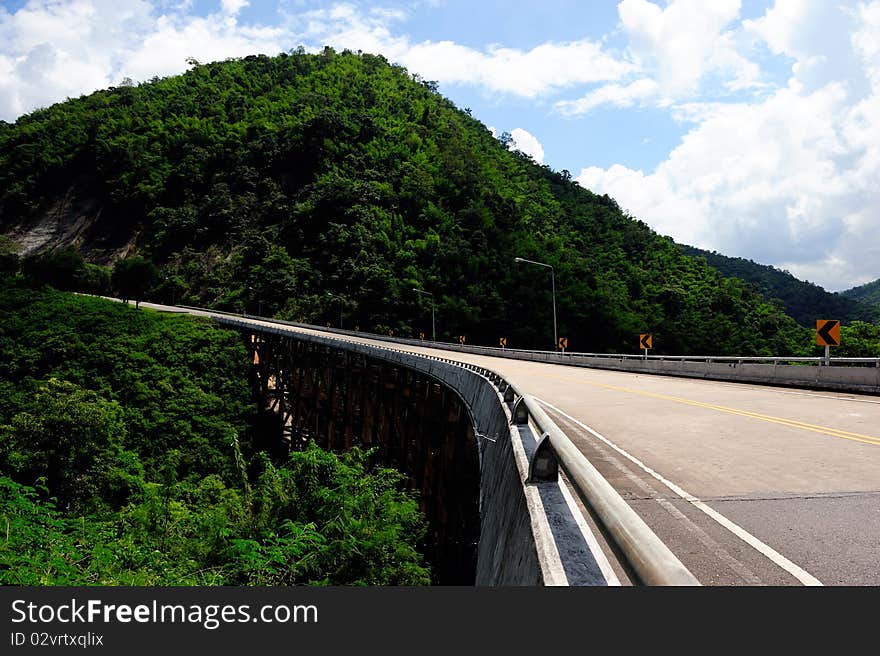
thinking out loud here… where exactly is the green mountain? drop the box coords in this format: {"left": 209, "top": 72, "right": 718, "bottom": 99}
{"left": 842, "top": 278, "right": 880, "bottom": 309}
{"left": 0, "top": 48, "right": 810, "bottom": 355}
{"left": 679, "top": 245, "right": 880, "bottom": 326}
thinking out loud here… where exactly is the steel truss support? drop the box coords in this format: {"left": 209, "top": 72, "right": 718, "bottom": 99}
{"left": 245, "top": 330, "right": 480, "bottom": 584}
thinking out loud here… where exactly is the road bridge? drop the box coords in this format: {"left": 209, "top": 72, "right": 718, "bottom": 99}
{"left": 141, "top": 301, "right": 880, "bottom": 586}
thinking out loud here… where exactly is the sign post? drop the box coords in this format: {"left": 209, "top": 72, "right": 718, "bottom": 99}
{"left": 640, "top": 334, "right": 653, "bottom": 359}
{"left": 816, "top": 320, "right": 840, "bottom": 366}
{"left": 558, "top": 337, "right": 568, "bottom": 353}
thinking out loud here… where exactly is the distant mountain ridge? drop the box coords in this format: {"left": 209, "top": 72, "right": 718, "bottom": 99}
{"left": 678, "top": 245, "right": 880, "bottom": 326}
{"left": 841, "top": 278, "right": 880, "bottom": 309}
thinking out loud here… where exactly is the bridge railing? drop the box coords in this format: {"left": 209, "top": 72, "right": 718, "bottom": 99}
{"left": 172, "top": 306, "right": 880, "bottom": 394}
{"left": 202, "top": 311, "right": 878, "bottom": 395}
{"left": 179, "top": 306, "right": 880, "bottom": 367}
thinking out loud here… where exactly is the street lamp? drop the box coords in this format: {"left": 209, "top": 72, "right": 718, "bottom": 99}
{"left": 247, "top": 286, "right": 262, "bottom": 316}
{"left": 412, "top": 288, "right": 435, "bottom": 342}
{"left": 515, "top": 257, "right": 557, "bottom": 350}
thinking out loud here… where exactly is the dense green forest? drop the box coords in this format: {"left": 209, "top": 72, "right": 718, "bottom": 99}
{"left": 0, "top": 281, "right": 429, "bottom": 585}
{"left": 842, "top": 278, "right": 880, "bottom": 310}
{"left": 0, "top": 48, "right": 823, "bottom": 356}
{"left": 679, "top": 245, "right": 880, "bottom": 326}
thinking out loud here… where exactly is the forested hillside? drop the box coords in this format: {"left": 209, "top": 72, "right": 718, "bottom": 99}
{"left": 0, "top": 282, "right": 429, "bottom": 585}
{"left": 679, "top": 245, "right": 880, "bottom": 326}
{"left": 842, "top": 278, "right": 880, "bottom": 309}
{"left": 1, "top": 48, "right": 812, "bottom": 355}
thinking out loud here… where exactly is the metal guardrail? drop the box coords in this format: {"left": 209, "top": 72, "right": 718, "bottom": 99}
{"left": 496, "top": 351, "right": 880, "bottom": 366}
{"left": 520, "top": 393, "right": 699, "bottom": 586}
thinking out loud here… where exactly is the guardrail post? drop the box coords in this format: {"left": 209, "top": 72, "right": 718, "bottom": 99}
{"left": 511, "top": 397, "right": 529, "bottom": 425}
{"left": 527, "top": 433, "right": 559, "bottom": 484}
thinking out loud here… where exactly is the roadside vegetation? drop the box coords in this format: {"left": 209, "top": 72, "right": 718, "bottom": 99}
{"left": 0, "top": 279, "right": 430, "bottom": 585}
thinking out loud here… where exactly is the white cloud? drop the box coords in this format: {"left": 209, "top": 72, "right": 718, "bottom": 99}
{"left": 287, "top": 4, "right": 635, "bottom": 98}
{"left": 744, "top": 0, "right": 830, "bottom": 58}
{"left": 573, "top": 0, "right": 880, "bottom": 291}
{"left": 220, "top": 0, "right": 248, "bottom": 16}
{"left": 397, "top": 39, "right": 634, "bottom": 98}
{"left": 0, "top": 0, "right": 285, "bottom": 120}
{"left": 618, "top": 0, "right": 761, "bottom": 97}
{"left": 122, "top": 13, "right": 284, "bottom": 82}
{"left": 555, "top": 78, "right": 659, "bottom": 115}
{"left": 508, "top": 128, "right": 544, "bottom": 163}
{"left": 851, "top": 0, "right": 880, "bottom": 90}
{"left": 744, "top": 0, "right": 868, "bottom": 95}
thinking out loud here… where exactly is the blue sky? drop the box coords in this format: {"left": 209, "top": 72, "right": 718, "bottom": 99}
{"left": 1, "top": 0, "right": 878, "bottom": 291}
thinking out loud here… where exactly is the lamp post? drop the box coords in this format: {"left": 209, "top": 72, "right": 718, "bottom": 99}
{"left": 412, "top": 288, "right": 435, "bottom": 342}
{"left": 247, "top": 286, "right": 262, "bottom": 316}
{"left": 515, "top": 257, "right": 557, "bottom": 351}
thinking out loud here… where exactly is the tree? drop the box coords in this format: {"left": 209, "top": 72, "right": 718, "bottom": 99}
{"left": 0, "top": 379, "right": 127, "bottom": 512}
{"left": 112, "top": 256, "right": 158, "bottom": 308}
{"left": 76, "top": 263, "right": 112, "bottom": 295}
{"left": 0, "top": 236, "right": 19, "bottom": 274}
{"left": 21, "top": 248, "right": 85, "bottom": 291}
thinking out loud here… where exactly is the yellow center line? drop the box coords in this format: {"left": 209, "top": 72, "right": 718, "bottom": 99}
{"left": 533, "top": 373, "right": 880, "bottom": 447}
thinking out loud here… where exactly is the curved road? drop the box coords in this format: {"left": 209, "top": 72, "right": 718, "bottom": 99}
{"left": 147, "top": 303, "right": 880, "bottom": 585}
{"left": 313, "top": 329, "right": 880, "bottom": 586}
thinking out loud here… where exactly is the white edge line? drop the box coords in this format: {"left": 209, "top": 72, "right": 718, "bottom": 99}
{"left": 504, "top": 399, "right": 569, "bottom": 586}
{"left": 534, "top": 396, "right": 824, "bottom": 587}
{"left": 556, "top": 472, "right": 622, "bottom": 586}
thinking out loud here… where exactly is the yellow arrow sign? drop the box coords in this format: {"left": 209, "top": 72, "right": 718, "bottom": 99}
{"left": 640, "top": 334, "right": 653, "bottom": 349}
{"left": 419, "top": 332, "right": 425, "bottom": 340}
{"left": 816, "top": 320, "right": 840, "bottom": 347}
{"left": 459, "top": 335, "right": 466, "bottom": 344}
{"left": 499, "top": 337, "right": 507, "bottom": 347}
{"left": 558, "top": 337, "right": 568, "bottom": 350}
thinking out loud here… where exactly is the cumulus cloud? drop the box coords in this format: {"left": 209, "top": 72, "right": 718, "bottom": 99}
{"left": 122, "top": 13, "right": 284, "bottom": 83}
{"left": 577, "top": 1, "right": 880, "bottom": 291}
{"left": 508, "top": 128, "right": 545, "bottom": 163}
{"left": 0, "top": 0, "right": 285, "bottom": 120}
{"left": 618, "top": 0, "right": 761, "bottom": 97}
{"left": 555, "top": 0, "right": 766, "bottom": 117}
{"left": 220, "top": 0, "right": 249, "bottom": 16}
{"left": 555, "top": 78, "right": 659, "bottom": 115}
{"left": 744, "top": 0, "right": 869, "bottom": 96}
{"left": 397, "top": 39, "right": 634, "bottom": 98}
{"left": 288, "top": 6, "right": 634, "bottom": 98}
